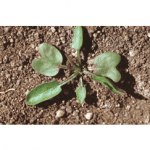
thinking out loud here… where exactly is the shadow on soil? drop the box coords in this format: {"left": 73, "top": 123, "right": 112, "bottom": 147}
{"left": 84, "top": 83, "right": 98, "bottom": 106}
{"left": 85, "top": 94, "right": 98, "bottom": 106}
{"left": 81, "top": 27, "right": 92, "bottom": 65}
{"left": 117, "top": 55, "right": 148, "bottom": 100}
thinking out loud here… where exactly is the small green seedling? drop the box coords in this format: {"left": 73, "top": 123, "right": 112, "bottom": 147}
{"left": 26, "top": 26, "right": 124, "bottom": 105}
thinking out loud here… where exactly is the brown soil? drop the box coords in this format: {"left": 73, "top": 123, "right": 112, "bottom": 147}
{"left": 0, "top": 26, "right": 150, "bottom": 125}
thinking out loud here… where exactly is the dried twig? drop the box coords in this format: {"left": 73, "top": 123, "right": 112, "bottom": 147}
{"left": 0, "top": 88, "right": 15, "bottom": 94}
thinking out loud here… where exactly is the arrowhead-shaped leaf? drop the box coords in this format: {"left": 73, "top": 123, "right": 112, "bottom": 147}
{"left": 32, "top": 43, "right": 63, "bottom": 76}
{"left": 76, "top": 76, "right": 86, "bottom": 104}
{"left": 92, "top": 75, "right": 124, "bottom": 94}
{"left": 72, "top": 26, "right": 83, "bottom": 51}
{"left": 94, "top": 52, "right": 121, "bottom": 82}
{"left": 26, "top": 80, "right": 62, "bottom": 105}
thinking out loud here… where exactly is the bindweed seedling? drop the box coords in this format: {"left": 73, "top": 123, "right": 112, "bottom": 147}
{"left": 26, "top": 26, "right": 124, "bottom": 105}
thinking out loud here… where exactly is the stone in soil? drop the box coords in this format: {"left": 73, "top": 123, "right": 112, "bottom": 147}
{"left": 85, "top": 112, "right": 93, "bottom": 120}
{"left": 66, "top": 106, "right": 72, "bottom": 113}
{"left": 56, "top": 109, "right": 65, "bottom": 118}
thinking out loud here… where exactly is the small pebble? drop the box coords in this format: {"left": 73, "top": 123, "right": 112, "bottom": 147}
{"left": 93, "top": 33, "right": 97, "bottom": 38}
{"left": 25, "top": 89, "right": 30, "bottom": 95}
{"left": 4, "top": 27, "right": 9, "bottom": 33}
{"left": 72, "top": 111, "right": 77, "bottom": 116}
{"left": 60, "top": 106, "right": 66, "bottom": 109}
{"left": 115, "top": 113, "right": 119, "bottom": 117}
{"left": 126, "top": 105, "right": 130, "bottom": 111}
{"left": 10, "top": 119, "right": 15, "bottom": 124}
{"left": 66, "top": 106, "right": 72, "bottom": 113}
{"left": 32, "top": 74, "right": 38, "bottom": 78}
{"left": 60, "top": 37, "right": 66, "bottom": 44}
{"left": 72, "top": 50, "right": 77, "bottom": 57}
{"left": 148, "top": 33, "right": 150, "bottom": 37}
{"left": 35, "top": 47, "right": 39, "bottom": 51}
{"left": 31, "top": 44, "right": 35, "bottom": 48}
{"left": 34, "top": 33, "right": 39, "bottom": 39}
{"left": 10, "top": 60, "right": 15, "bottom": 67}
{"left": 6, "top": 74, "right": 10, "bottom": 78}
{"left": 129, "top": 50, "right": 135, "bottom": 57}
{"left": 56, "top": 41, "right": 60, "bottom": 46}
{"left": 3, "top": 55, "right": 8, "bottom": 63}
{"left": 10, "top": 38, "right": 13, "bottom": 43}
{"left": 115, "top": 103, "right": 120, "bottom": 107}
{"left": 16, "top": 80, "right": 20, "bottom": 86}
{"left": 145, "top": 118, "right": 149, "bottom": 124}
{"left": 18, "top": 66, "right": 22, "bottom": 71}
{"left": 60, "top": 37, "right": 64, "bottom": 41}
{"left": 84, "top": 112, "right": 93, "bottom": 120}
{"left": 56, "top": 109, "right": 65, "bottom": 118}
{"left": 51, "top": 27, "right": 56, "bottom": 33}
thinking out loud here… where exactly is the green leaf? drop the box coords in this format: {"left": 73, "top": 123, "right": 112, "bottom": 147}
{"left": 92, "top": 75, "right": 124, "bottom": 94}
{"left": 32, "top": 43, "right": 63, "bottom": 76}
{"left": 72, "top": 26, "right": 83, "bottom": 51}
{"left": 26, "top": 80, "right": 62, "bottom": 105}
{"left": 76, "top": 76, "right": 86, "bottom": 104}
{"left": 94, "top": 52, "right": 121, "bottom": 82}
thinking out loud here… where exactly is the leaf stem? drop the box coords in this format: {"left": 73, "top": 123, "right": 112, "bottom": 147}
{"left": 77, "top": 50, "right": 81, "bottom": 66}
{"left": 60, "top": 65, "right": 74, "bottom": 70}
{"left": 59, "top": 71, "right": 79, "bottom": 87}
{"left": 82, "top": 69, "right": 95, "bottom": 76}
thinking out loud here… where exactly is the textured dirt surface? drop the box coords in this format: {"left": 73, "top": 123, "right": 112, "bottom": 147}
{"left": 0, "top": 26, "right": 150, "bottom": 125}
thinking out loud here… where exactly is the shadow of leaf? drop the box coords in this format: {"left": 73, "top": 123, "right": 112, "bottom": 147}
{"left": 116, "top": 55, "right": 148, "bottom": 100}
{"left": 81, "top": 27, "right": 92, "bottom": 65}
{"left": 84, "top": 82, "right": 98, "bottom": 106}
